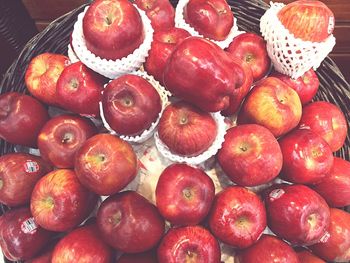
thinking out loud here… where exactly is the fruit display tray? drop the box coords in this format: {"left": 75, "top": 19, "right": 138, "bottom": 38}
{"left": 0, "top": 0, "right": 350, "bottom": 262}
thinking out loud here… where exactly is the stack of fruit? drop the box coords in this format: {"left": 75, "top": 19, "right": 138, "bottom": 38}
{"left": 0, "top": 0, "right": 349, "bottom": 262}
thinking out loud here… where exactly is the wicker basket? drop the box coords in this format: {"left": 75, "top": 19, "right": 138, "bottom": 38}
{"left": 0, "top": 0, "right": 349, "bottom": 262}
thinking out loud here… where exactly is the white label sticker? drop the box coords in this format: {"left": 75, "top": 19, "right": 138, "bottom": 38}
{"left": 328, "top": 17, "right": 335, "bottom": 34}
{"left": 21, "top": 217, "right": 38, "bottom": 234}
{"left": 269, "top": 189, "right": 285, "bottom": 201}
{"left": 23, "top": 160, "right": 39, "bottom": 173}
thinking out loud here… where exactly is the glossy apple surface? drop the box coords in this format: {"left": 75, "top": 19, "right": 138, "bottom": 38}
{"left": 38, "top": 114, "right": 97, "bottom": 168}
{"left": 25, "top": 53, "right": 69, "bottom": 105}
{"left": 226, "top": 32, "right": 271, "bottom": 82}
{"left": 0, "top": 207, "right": 53, "bottom": 261}
{"left": 83, "top": 0, "right": 144, "bottom": 60}
{"left": 56, "top": 62, "right": 105, "bottom": 117}
{"left": 102, "top": 74, "right": 162, "bottom": 136}
{"left": 296, "top": 250, "right": 325, "bottom": 263}
{"left": 0, "top": 153, "right": 52, "bottom": 207}
{"left": 235, "top": 234, "right": 299, "bottom": 263}
{"left": 51, "top": 224, "right": 113, "bottom": 263}
{"left": 117, "top": 250, "right": 157, "bottom": 263}
{"left": 75, "top": 134, "right": 138, "bottom": 195}
{"left": 157, "top": 225, "right": 221, "bottom": 263}
{"left": 272, "top": 69, "right": 319, "bottom": 105}
{"left": 265, "top": 184, "right": 330, "bottom": 245}
{"left": 156, "top": 163, "right": 215, "bottom": 225}
{"left": 278, "top": 0, "right": 335, "bottom": 42}
{"left": 158, "top": 101, "right": 217, "bottom": 156}
{"left": 299, "top": 101, "right": 348, "bottom": 152}
{"left": 238, "top": 77, "right": 302, "bottom": 137}
{"left": 312, "top": 157, "right": 350, "bottom": 207}
{"left": 163, "top": 37, "right": 245, "bottom": 112}
{"left": 144, "top": 27, "right": 190, "bottom": 84}
{"left": 184, "top": 0, "right": 233, "bottom": 41}
{"left": 208, "top": 186, "right": 266, "bottom": 249}
{"left": 0, "top": 92, "right": 49, "bottom": 147}
{"left": 279, "top": 129, "right": 334, "bottom": 184}
{"left": 31, "top": 169, "right": 97, "bottom": 232}
{"left": 135, "top": 0, "right": 175, "bottom": 31}
{"left": 310, "top": 208, "right": 350, "bottom": 262}
{"left": 97, "top": 191, "right": 165, "bottom": 253}
{"left": 218, "top": 124, "right": 282, "bottom": 186}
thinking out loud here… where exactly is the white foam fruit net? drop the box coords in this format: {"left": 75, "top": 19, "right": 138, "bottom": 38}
{"left": 67, "top": 44, "right": 80, "bottom": 63}
{"left": 175, "top": 0, "right": 244, "bottom": 49}
{"left": 260, "top": 2, "right": 336, "bottom": 79}
{"left": 71, "top": 5, "right": 154, "bottom": 79}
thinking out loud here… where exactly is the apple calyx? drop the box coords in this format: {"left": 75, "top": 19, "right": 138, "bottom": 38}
{"left": 179, "top": 114, "right": 189, "bottom": 125}
{"left": 239, "top": 143, "right": 249, "bottom": 153}
{"left": 235, "top": 216, "right": 250, "bottom": 229}
{"left": 245, "top": 53, "right": 255, "bottom": 63}
{"left": 42, "top": 196, "right": 55, "bottom": 210}
{"left": 104, "top": 15, "right": 114, "bottom": 26}
{"left": 109, "top": 210, "right": 122, "bottom": 226}
{"left": 68, "top": 78, "right": 79, "bottom": 91}
{"left": 121, "top": 96, "right": 134, "bottom": 107}
{"left": 307, "top": 213, "right": 319, "bottom": 230}
{"left": 182, "top": 188, "right": 194, "bottom": 200}
{"left": 61, "top": 132, "right": 74, "bottom": 144}
{"left": 186, "top": 250, "right": 198, "bottom": 263}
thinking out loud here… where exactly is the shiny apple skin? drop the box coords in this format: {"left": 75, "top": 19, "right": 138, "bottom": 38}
{"left": 184, "top": 0, "right": 233, "bottom": 41}
{"left": 82, "top": 0, "right": 144, "bottom": 60}
{"left": 163, "top": 37, "right": 245, "bottom": 112}
{"left": 0, "top": 207, "right": 53, "bottom": 261}
{"left": 298, "top": 101, "right": 348, "bottom": 152}
{"left": 312, "top": 157, "right": 350, "bottom": 207}
{"left": 208, "top": 186, "right": 266, "bottom": 249}
{"left": 278, "top": 0, "right": 335, "bottom": 42}
{"left": 38, "top": 114, "right": 97, "bottom": 169}
{"left": 0, "top": 153, "right": 52, "bottom": 207}
{"left": 30, "top": 169, "right": 98, "bottom": 232}
{"left": 157, "top": 225, "right": 221, "bottom": 263}
{"left": 102, "top": 74, "right": 162, "bottom": 136}
{"left": 97, "top": 191, "right": 165, "bottom": 253}
{"left": 279, "top": 129, "right": 334, "bottom": 184}
{"left": 0, "top": 92, "right": 49, "bottom": 147}
{"left": 135, "top": 0, "right": 175, "bottom": 31}
{"left": 144, "top": 27, "right": 190, "bottom": 84}
{"left": 218, "top": 124, "right": 282, "bottom": 186}
{"left": 226, "top": 33, "right": 271, "bottom": 82}
{"left": 156, "top": 163, "right": 215, "bottom": 226}
{"left": 272, "top": 69, "right": 319, "bottom": 105}
{"left": 51, "top": 224, "right": 113, "bottom": 263}
{"left": 56, "top": 62, "right": 106, "bottom": 117}
{"left": 25, "top": 53, "right": 69, "bottom": 105}
{"left": 265, "top": 184, "right": 330, "bottom": 245}
{"left": 117, "top": 250, "right": 157, "bottom": 263}
{"left": 296, "top": 250, "right": 325, "bottom": 263}
{"left": 235, "top": 234, "right": 300, "bottom": 263}
{"left": 75, "top": 134, "right": 138, "bottom": 195}
{"left": 238, "top": 77, "right": 302, "bottom": 137}
{"left": 158, "top": 101, "right": 217, "bottom": 156}
{"left": 309, "top": 208, "right": 350, "bottom": 262}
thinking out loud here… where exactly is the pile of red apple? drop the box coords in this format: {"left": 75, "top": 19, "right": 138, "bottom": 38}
{"left": 0, "top": 0, "right": 349, "bottom": 262}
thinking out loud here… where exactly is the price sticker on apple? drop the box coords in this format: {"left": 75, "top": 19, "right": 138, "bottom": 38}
{"left": 23, "top": 160, "right": 39, "bottom": 174}
{"left": 21, "top": 217, "right": 38, "bottom": 234}
{"left": 269, "top": 189, "right": 285, "bottom": 201}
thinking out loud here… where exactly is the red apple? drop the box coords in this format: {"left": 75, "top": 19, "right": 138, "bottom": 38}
{"left": 83, "top": 0, "right": 144, "bottom": 60}
{"left": 117, "top": 250, "right": 157, "bottom": 263}
{"left": 278, "top": 0, "right": 335, "bottom": 42}
{"left": 296, "top": 250, "right": 325, "bottom": 263}
{"left": 51, "top": 224, "right": 113, "bottom": 263}
{"left": 25, "top": 53, "right": 69, "bottom": 105}
{"left": 226, "top": 32, "right": 271, "bottom": 82}
{"left": 24, "top": 241, "right": 57, "bottom": 263}
{"left": 102, "top": 74, "right": 162, "bottom": 136}
{"left": 163, "top": 36, "right": 245, "bottom": 112}
{"left": 299, "top": 101, "right": 348, "bottom": 152}
{"left": 158, "top": 101, "right": 217, "bottom": 156}
{"left": 208, "top": 186, "right": 266, "bottom": 249}
{"left": 144, "top": 27, "right": 190, "bottom": 84}
{"left": 183, "top": 0, "right": 233, "bottom": 41}
{"left": 155, "top": 163, "right": 215, "bottom": 226}
{"left": 271, "top": 69, "right": 319, "bottom": 105}
{"left": 56, "top": 62, "right": 106, "bottom": 117}
{"left": 312, "top": 157, "right": 350, "bottom": 207}
{"left": 135, "top": 0, "right": 175, "bottom": 31}
{"left": 0, "top": 153, "right": 52, "bottom": 207}
{"left": 218, "top": 124, "right": 282, "bottom": 186}
{"left": 238, "top": 77, "right": 302, "bottom": 137}
{"left": 279, "top": 129, "right": 334, "bottom": 184}
{"left": 38, "top": 114, "right": 97, "bottom": 169}
{"left": 75, "top": 134, "right": 138, "bottom": 195}
{"left": 310, "top": 208, "right": 350, "bottom": 262}
{"left": 0, "top": 207, "right": 53, "bottom": 261}
{"left": 265, "top": 184, "right": 330, "bottom": 245}
{"left": 0, "top": 92, "right": 49, "bottom": 147}
{"left": 235, "top": 234, "right": 300, "bottom": 263}
{"left": 157, "top": 225, "right": 221, "bottom": 263}
{"left": 97, "top": 191, "right": 165, "bottom": 253}
{"left": 30, "top": 169, "right": 98, "bottom": 232}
